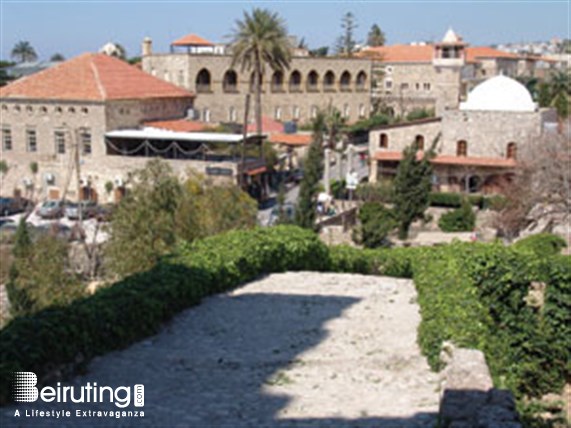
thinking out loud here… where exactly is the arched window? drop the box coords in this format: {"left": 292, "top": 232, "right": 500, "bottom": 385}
{"left": 271, "top": 71, "right": 284, "bottom": 92}
{"left": 249, "top": 72, "right": 264, "bottom": 93}
{"left": 307, "top": 70, "right": 319, "bottom": 91}
{"left": 310, "top": 105, "right": 318, "bottom": 119}
{"left": 195, "top": 68, "right": 211, "bottom": 93}
{"left": 223, "top": 70, "right": 238, "bottom": 93}
{"left": 415, "top": 135, "right": 425, "bottom": 151}
{"left": 324, "top": 71, "right": 335, "bottom": 91}
{"left": 289, "top": 70, "right": 302, "bottom": 92}
{"left": 506, "top": 142, "right": 517, "bottom": 159}
{"left": 380, "top": 133, "right": 388, "bottom": 149}
{"left": 457, "top": 140, "right": 467, "bottom": 156}
{"left": 340, "top": 71, "right": 351, "bottom": 90}
{"left": 356, "top": 71, "right": 367, "bottom": 90}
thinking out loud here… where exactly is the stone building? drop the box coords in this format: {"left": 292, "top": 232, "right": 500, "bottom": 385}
{"left": 0, "top": 53, "right": 264, "bottom": 202}
{"left": 362, "top": 29, "right": 555, "bottom": 117}
{"left": 141, "top": 35, "right": 373, "bottom": 124}
{"left": 369, "top": 75, "right": 550, "bottom": 193}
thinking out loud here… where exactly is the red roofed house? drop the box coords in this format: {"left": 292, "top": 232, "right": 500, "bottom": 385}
{"left": 360, "top": 28, "right": 555, "bottom": 117}
{"left": 0, "top": 53, "right": 203, "bottom": 201}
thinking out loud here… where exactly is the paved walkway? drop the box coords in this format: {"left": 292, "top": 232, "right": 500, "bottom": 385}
{"left": 2, "top": 273, "right": 440, "bottom": 427}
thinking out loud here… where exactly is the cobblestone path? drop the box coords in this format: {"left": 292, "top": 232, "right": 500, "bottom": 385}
{"left": 2, "top": 272, "right": 440, "bottom": 427}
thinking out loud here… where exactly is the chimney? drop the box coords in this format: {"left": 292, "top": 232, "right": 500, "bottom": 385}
{"left": 142, "top": 37, "right": 153, "bottom": 56}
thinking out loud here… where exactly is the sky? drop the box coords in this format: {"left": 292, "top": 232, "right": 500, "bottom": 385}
{"left": 0, "top": 1, "right": 569, "bottom": 61}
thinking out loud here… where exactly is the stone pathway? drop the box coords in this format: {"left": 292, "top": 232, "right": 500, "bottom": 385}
{"left": 1, "top": 272, "right": 440, "bottom": 427}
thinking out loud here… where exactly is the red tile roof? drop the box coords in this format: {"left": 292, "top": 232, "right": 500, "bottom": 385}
{"left": 144, "top": 119, "right": 212, "bottom": 132}
{"left": 466, "top": 47, "right": 520, "bottom": 62}
{"left": 0, "top": 53, "right": 194, "bottom": 101}
{"left": 360, "top": 45, "right": 435, "bottom": 63}
{"left": 171, "top": 34, "right": 214, "bottom": 47}
{"left": 246, "top": 116, "right": 284, "bottom": 134}
{"left": 373, "top": 151, "right": 517, "bottom": 168}
{"left": 269, "top": 133, "right": 312, "bottom": 146}
{"left": 361, "top": 45, "right": 522, "bottom": 64}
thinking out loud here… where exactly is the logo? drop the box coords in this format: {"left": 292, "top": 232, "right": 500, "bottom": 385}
{"left": 11, "top": 372, "right": 144, "bottom": 408}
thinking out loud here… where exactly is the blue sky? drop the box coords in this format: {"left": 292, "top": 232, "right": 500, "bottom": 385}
{"left": 1, "top": 1, "right": 568, "bottom": 61}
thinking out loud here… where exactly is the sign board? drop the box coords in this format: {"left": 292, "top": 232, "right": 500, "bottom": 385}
{"left": 206, "top": 167, "right": 233, "bottom": 177}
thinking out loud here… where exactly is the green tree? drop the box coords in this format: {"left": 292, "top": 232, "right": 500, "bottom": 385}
{"left": 0, "top": 60, "right": 15, "bottom": 87}
{"left": 11, "top": 41, "right": 37, "bottom": 63}
{"left": 105, "top": 159, "right": 182, "bottom": 278}
{"left": 438, "top": 198, "right": 476, "bottom": 232}
{"left": 7, "top": 221, "right": 82, "bottom": 317}
{"left": 537, "top": 82, "right": 552, "bottom": 107}
{"left": 50, "top": 53, "right": 65, "bottom": 62}
{"left": 309, "top": 46, "right": 329, "bottom": 57}
{"left": 230, "top": 8, "right": 292, "bottom": 135}
{"left": 335, "top": 12, "right": 358, "bottom": 56}
{"left": 324, "top": 104, "right": 346, "bottom": 149}
{"left": 367, "top": 24, "right": 386, "bottom": 47}
{"left": 295, "top": 112, "right": 325, "bottom": 229}
{"left": 393, "top": 139, "right": 436, "bottom": 239}
{"left": 0, "top": 160, "right": 8, "bottom": 177}
{"left": 353, "top": 202, "right": 396, "bottom": 248}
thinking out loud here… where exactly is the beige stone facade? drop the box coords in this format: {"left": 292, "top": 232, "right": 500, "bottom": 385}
{"left": 142, "top": 51, "right": 373, "bottom": 124}
{"left": 0, "top": 97, "right": 195, "bottom": 201}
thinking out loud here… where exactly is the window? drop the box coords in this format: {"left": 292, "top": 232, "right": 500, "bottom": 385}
{"left": 379, "top": 133, "right": 388, "bottom": 149}
{"left": 506, "top": 142, "right": 517, "bottom": 159}
{"left": 385, "top": 80, "right": 393, "bottom": 89}
{"left": 68, "top": 107, "right": 76, "bottom": 113}
{"left": 26, "top": 129, "right": 37, "bottom": 152}
{"left": 324, "top": 71, "right": 335, "bottom": 90}
{"left": 2, "top": 127, "right": 12, "bottom": 151}
{"left": 307, "top": 70, "right": 319, "bottom": 91}
{"left": 400, "top": 83, "right": 409, "bottom": 90}
{"left": 274, "top": 107, "right": 282, "bottom": 120}
{"left": 356, "top": 71, "right": 367, "bottom": 90}
{"left": 14, "top": 105, "right": 21, "bottom": 112}
{"left": 343, "top": 104, "right": 350, "bottom": 118}
{"left": 223, "top": 70, "right": 238, "bottom": 93}
{"left": 292, "top": 106, "right": 300, "bottom": 120}
{"left": 359, "top": 104, "right": 366, "bottom": 118}
{"left": 423, "top": 83, "right": 431, "bottom": 91}
{"left": 415, "top": 83, "right": 420, "bottom": 90}
{"left": 457, "top": 140, "right": 467, "bottom": 156}
{"left": 289, "top": 70, "right": 302, "bottom": 92}
{"left": 415, "top": 135, "right": 425, "bottom": 151}
{"left": 196, "top": 69, "right": 211, "bottom": 93}
{"left": 228, "top": 106, "right": 237, "bottom": 122}
{"left": 26, "top": 105, "right": 33, "bottom": 113}
{"left": 340, "top": 71, "right": 351, "bottom": 90}
{"left": 54, "top": 130, "right": 66, "bottom": 154}
{"left": 80, "top": 129, "right": 92, "bottom": 155}
{"left": 40, "top": 106, "right": 48, "bottom": 113}
{"left": 310, "top": 105, "right": 318, "bottom": 119}
{"left": 271, "top": 71, "right": 284, "bottom": 92}
{"left": 81, "top": 107, "right": 89, "bottom": 114}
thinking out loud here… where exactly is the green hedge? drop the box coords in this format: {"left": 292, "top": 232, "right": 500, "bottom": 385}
{"left": 438, "top": 199, "right": 476, "bottom": 232}
{"left": 0, "top": 226, "right": 329, "bottom": 404}
{"left": 1, "top": 226, "right": 568, "bottom": 404}
{"left": 513, "top": 233, "right": 567, "bottom": 257}
{"left": 429, "top": 192, "right": 506, "bottom": 210}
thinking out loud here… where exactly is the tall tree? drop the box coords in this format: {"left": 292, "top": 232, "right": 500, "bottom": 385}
{"left": 11, "top": 41, "right": 37, "bottom": 63}
{"left": 393, "top": 139, "right": 436, "bottom": 239}
{"left": 335, "top": 12, "right": 358, "bottom": 56}
{"left": 295, "top": 111, "right": 326, "bottom": 229}
{"left": 230, "top": 8, "right": 292, "bottom": 135}
{"left": 367, "top": 24, "right": 386, "bottom": 47}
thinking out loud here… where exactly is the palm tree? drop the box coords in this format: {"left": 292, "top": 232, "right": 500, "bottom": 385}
{"left": 230, "top": 8, "right": 292, "bottom": 135}
{"left": 11, "top": 41, "right": 38, "bottom": 63}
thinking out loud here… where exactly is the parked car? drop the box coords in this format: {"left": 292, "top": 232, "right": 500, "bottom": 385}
{"left": 95, "top": 203, "right": 115, "bottom": 222}
{"left": 0, "top": 197, "right": 31, "bottom": 217}
{"left": 65, "top": 201, "right": 98, "bottom": 220}
{"left": 38, "top": 200, "right": 66, "bottom": 219}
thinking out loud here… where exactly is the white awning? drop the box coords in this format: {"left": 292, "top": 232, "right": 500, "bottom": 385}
{"left": 105, "top": 128, "right": 264, "bottom": 144}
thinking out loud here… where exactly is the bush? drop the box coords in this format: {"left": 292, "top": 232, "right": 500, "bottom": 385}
{"left": 438, "top": 199, "right": 476, "bottom": 232}
{"left": 330, "top": 179, "right": 346, "bottom": 199}
{"left": 352, "top": 202, "right": 396, "bottom": 248}
{"left": 513, "top": 233, "right": 567, "bottom": 257}
{"left": 0, "top": 226, "right": 329, "bottom": 404}
{"left": 405, "top": 108, "right": 434, "bottom": 122}
{"left": 355, "top": 181, "right": 393, "bottom": 203}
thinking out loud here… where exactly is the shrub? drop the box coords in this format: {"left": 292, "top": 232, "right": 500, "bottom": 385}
{"left": 513, "top": 233, "right": 567, "bottom": 257}
{"left": 352, "top": 202, "right": 396, "bottom": 248}
{"left": 438, "top": 199, "right": 476, "bottom": 232}
{"left": 405, "top": 108, "right": 434, "bottom": 122}
{"left": 0, "top": 226, "right": 329, "bottom": 404}
{"left": 330, "top": 179, "right": 346, "bottom": 199}
{"left": 355, "top": 181, "right": 393, "bottom": 203}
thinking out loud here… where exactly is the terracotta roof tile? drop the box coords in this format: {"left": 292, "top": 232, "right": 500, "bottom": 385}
{"left": 466, "top": 47, "right": 520, "bottom": 62}
{"left": 0, "top": 53, "right": 194, "bottom": 101}
{"left": 172, "top": 34, "right": 214, "bottom": 47}
{"left": 269, "top": 133, "right": 312, "bottom": 146}
{"left": 360, "top": 45, "right": 434, "bottom": 63}
{"left": 246, "top": 116, "right": 284, "bottom": 134}
{"left": 144, "top": 119, "right": 212, "bottom": 132}
{"left": 373, "top": 151, "right": 517, "bottom": 168}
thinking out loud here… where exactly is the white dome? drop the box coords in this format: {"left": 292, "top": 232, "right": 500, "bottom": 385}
{"left": 460, "top": 75, "right": 536, "bottom": 112}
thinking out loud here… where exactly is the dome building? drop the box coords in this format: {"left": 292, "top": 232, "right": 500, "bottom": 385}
{"left": 368, "top": 75, "right": 552, "bottom": 193}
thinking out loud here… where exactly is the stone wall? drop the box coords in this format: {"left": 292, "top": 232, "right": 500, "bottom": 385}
{"left": 142, "top": 53, "right": 373, "bottom": 124}
{"left": 369, "top": 118, "right": 442, "bottom": 154}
